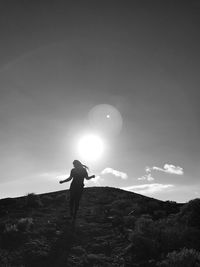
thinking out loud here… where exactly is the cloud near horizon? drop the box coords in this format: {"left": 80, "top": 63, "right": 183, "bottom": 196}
{"left": 138, "top": 163, "right": 184, "bottom": 181}
{"left": 123, "top": 183, "right": 174, "bottom": 195}
{"left": 101, "top": 167, "right": 128, "bottom": 179}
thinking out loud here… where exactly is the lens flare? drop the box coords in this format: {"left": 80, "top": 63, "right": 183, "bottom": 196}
{"left": 89, "top": 104, "right": 123, "bottom": 136}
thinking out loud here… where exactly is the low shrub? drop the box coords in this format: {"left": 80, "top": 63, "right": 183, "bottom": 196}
{"left": 159, "top": 226, "right": 183, "bottom": 253}
{"left": 4, "top": 223, "right": 18, "bottom": 233}
{"left": 17, "top": 217, "right": 33, "bottom": 232}
{"left": 0, "top": 249, "right": 9, "bottom": 265}
{"left": 0, "top": 249, "right": 22, "bottom": 266}
{"left": 2, "top": 222, "right": 27, "bottom": 249}
{"left": 157, "top": 247, "right": 200, "bottom": 267}
{"left": 156, "top": 219, "right": 200, "bottom": 254}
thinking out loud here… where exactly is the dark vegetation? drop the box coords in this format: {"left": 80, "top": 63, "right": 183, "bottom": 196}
{"left": 0, "top": 187, "right": 200, "bottom": 266}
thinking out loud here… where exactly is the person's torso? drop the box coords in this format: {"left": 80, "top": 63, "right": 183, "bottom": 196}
{"left": 71, "top": 167, "right": 87, "bottom": 187}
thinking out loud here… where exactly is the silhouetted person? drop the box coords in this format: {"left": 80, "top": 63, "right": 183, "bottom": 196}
{"left": 59, "top": 160, "right": 95, "bottom": 221}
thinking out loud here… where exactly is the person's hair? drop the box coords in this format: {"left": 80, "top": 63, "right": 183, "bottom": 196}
{"left": 73, "top": 160, "right": 89, "bottom": 170}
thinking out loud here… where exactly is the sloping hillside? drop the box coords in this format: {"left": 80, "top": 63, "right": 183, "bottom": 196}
{"left": 0, "top": 187, "right": 200, "bottom": 266}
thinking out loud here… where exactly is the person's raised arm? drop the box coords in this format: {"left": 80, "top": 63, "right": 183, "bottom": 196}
{"left": 59, "top": 170, "right": 73, "bottom": 184}
{"left": 85, "top": 171, "right": 95, "bottom": 180}
{"left": 86, "top": 175, "right": 95, "bottom": 180}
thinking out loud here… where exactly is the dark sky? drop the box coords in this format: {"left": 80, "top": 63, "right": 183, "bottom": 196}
{"left": 0, "top": 0, "right": 200, "bottom": 202}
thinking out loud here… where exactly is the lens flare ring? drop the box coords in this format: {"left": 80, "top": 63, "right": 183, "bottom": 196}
{"left": 89, "top": 104, "right": 123, "bottom": 136}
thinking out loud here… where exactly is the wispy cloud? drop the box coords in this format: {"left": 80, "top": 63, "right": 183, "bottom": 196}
{"left": 101, "top": 167, "right": 128, "bottom": 179}
{"left": 87, "top": 167, "right": 127, "bottom": 186}
{"left": 123, "top": 183, "right": 174, "bottom": 195}
{"left": 163, "top": 164, "right": 183, "bottom": 175}
{"left": 138, "top": 173, "right": 155, "bottom": 182}
{"left": 148, "top": 164, "right": 184, "bottom": 175}
{"left": 138, "top": 164, "right": 184, "bottom": 181}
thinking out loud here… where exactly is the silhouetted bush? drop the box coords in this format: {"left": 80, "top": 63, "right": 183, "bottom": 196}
{"left": 159, "top": 225, "right": 183, "bottom": 253}
{"left": 4, "top": 222, "right": 17, "bottom": 233}
{"left": 0, "top": 249, "right": 9, "bottom": 266}
{"left": 179, "top": 226, "right": 200, "bottom": 251}
{"left": 0, "top": 248, "right": 22, "bottom": 266}
{"left": 1, "top": 222, "right": 27, "bottom": 249}
{"left": 132, "top": 214, "right": 200, "bottom": 258}
{"left": 17, "top": 217, "right": 33, "bottom": 232}
{"left": 157, "top": 248, "right": 200, "bottom": 267}
{"left": 0, "top": 249, "right": 22, "bottom": 266}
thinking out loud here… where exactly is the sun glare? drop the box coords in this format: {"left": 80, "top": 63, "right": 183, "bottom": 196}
{"left": 78, "top": 134, "right": 104, "bottom": 161}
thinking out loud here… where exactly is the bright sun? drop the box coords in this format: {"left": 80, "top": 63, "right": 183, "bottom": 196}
{"left": 78, "top": 134, "right": 104, "bottom": 161}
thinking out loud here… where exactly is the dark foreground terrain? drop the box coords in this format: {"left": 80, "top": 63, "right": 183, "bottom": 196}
{"left": 0, "top": 186, "right": 200, "bottom": 266}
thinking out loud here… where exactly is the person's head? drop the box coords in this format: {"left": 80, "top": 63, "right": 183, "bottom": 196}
{"left": 73, "top": 160, "right": 88, "bottom": 170}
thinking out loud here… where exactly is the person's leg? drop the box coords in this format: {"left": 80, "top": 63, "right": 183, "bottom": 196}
{"left": 73, "top": 197, "right": 79, "bottom": 219}
{"left": 73, "top": 188, "right": 83, "bottom": 220}
{"left": 69, "top": 190, "right": 75, "bottom": 217}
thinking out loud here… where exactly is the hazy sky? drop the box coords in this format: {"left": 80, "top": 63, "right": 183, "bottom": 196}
{"left": 0, "top": 0, "right": 200, "bottom": 202}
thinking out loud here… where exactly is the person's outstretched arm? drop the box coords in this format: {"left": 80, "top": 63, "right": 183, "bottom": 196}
{"left": 85, "top": 173, "right": 95, "bottom": 180}
{"left": 87, "top": 175, "right": 95, "bottom": 180}
{"left": 59, "top": 171, "right": 73, "bottom": 184}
